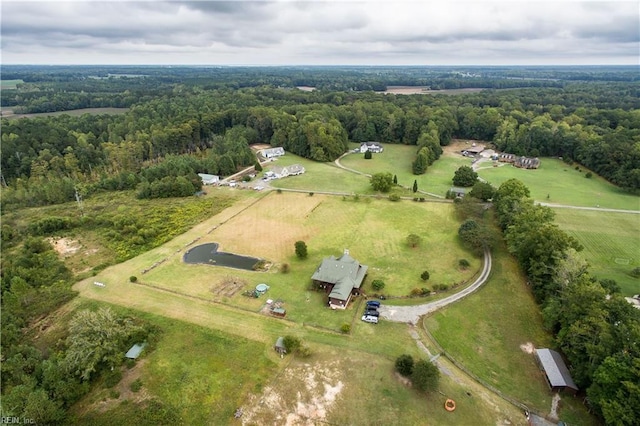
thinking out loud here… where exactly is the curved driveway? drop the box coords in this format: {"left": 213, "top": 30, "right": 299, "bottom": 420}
{"left": 379, "top": 247, "right": 492, "bottom": 324}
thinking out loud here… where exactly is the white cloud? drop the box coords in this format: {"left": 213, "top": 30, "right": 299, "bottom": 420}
{"left": 1, "top": 0, "right": 638, "bottom": 64}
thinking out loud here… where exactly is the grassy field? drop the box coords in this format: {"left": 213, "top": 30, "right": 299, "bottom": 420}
{"left": 424, "top": 243, "right": 597, "bottom": 424}
{"left": 78, "top": 191, "right": 480, "bottom": 332}
{"left": 266, "top": 153, "right": 372, "bottom": 194}
{"left": 340, "top": 143, "right": 472, "bottom": 197}
{"left": 554, "top": 209, "right": 640, "bottom": 296}
{"left": 477, "top": 158, "right": 640, "bottom": 210}
{"left": 0, "top": 79, "right": 24, "bottom": 89}
{"left": 2, "top": 107, "right": 130, "bottom": 119}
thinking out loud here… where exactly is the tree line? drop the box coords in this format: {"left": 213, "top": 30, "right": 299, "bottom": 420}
{"left": 493, "top": 179, "right": 640, "bottom": 425}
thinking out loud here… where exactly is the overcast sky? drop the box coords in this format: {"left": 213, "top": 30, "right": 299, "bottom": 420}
{"left": 2, "top": 0, "right": 639, "bottom": 65}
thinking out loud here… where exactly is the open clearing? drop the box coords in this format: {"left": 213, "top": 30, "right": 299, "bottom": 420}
{"left": 553, "top": 209, "right": 640, "bottom": 296}
{"left": 376, "top": 86, "right": 486, "bottom": 95}
{"left": 0, "top": 79, "right": 24, "bottom": 89}
{"left": 478, "top": 157, "right": 639, "bottom": 210}
{"left": 78, "top": 191, "right": 480, "bottom": 331}
{"left": 1, "top": 107, "right": 129, "bottom": 119}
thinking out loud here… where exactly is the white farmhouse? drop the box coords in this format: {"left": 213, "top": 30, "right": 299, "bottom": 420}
{"left": 261, "top": 147, "right": 285, "bottom": 159}
{"left": 359, "top": 142, "right": 383, "bottom": 153}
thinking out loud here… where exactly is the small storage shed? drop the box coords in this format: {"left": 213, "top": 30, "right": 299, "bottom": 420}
{"left": 535, "top": 348, "right": 578, "bottom": 394}
{"left": 125, "top": 343, "right": 147, "bottom": 359}
{"left": 271, "top": 307, "right": 286, "bottom": 318}
{"left": 274, "top": 337, "right": 287, "bottom": 354}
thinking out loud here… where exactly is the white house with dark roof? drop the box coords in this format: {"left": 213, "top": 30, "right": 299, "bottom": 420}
{"left": 359, "top": 142, "right": 383, "bottom": 153}
{"left": 261, "top": 147, "right": 285, "bottom": 159}
{"left": 311, "top": 249, "right": 368, "bottom": 309}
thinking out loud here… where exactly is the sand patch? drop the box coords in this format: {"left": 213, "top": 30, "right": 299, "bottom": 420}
{"left": 48, "top": 237, "right": 82, "bottom": 257}
{"left": 519, "top": 342, "right": 535, "bottom": 354}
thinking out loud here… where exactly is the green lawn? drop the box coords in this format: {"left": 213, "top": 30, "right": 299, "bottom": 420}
{"left": 340, "top": 143, "right": 471, "bottom": 197}
{"left": 477, "top": 158, "right": 640, "bottom": 210}
{"left": 266, "top": 154, "right": 371, "bottom": 194}
{"left": 553, "top": 209, "right": 640, "bottom": 296}
{"left": 82, "top": 192, "right": 480, "bottom": 333}
{"left": 0, "top": 79, "right": 23, "bottom": 89}
{"left": 424, "top": 243, "right": 596, "bottom": 424}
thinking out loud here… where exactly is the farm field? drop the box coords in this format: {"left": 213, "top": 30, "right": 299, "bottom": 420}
{"left": 554, "top": 209, "right": 640, "bottom": 296}
{"left": 424, "top": 243, "right": 597, "bottom": 424}
{"left": 77, "top": 191, "right": 481, "bottom": 332}
{"left": 477, "top": 158, "right": 640, "bottom": 210}
{"left": 340, "top": 143, "right": 472, "bottom": 197}
{"left": 1, "top": 107, "right": 130, "bottom": 119}
{"left": 0, "top": 79, "right": 24, "bottom": 89}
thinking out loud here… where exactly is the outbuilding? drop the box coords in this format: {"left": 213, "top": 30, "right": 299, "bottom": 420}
{"left": 534, "top": 348, "right": 578, "bottom": 394}
{"left": 274, "top": 337, "right": 287, "bottom": 354}
{"left": 125, "top": 343, "right": 147, "bottom": 359}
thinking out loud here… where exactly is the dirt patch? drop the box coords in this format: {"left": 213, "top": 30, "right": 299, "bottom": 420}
{"left": 211, "top": 276, "right": 247, "bottom": 298}
{"left": 549, "top": 393, "right": 561, "bottom": 421}
{"left": 394, "top": 371, "right": 412, "bottom": 387}
{"left": 91, "top": 359, "right": 151, "bottom": 413}
{"left": 520, "top": 342, "right": 535, "bottom": 354}
{"left": 241, "top": 361, "right": 344, "bottom": 425}
{"left": 48, "top": 237, "right": 82, "bottom": 257}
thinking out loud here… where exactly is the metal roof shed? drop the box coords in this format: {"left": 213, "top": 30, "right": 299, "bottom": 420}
{"left": 535, "top": 348, "right": 578, "bottom": 394}
{"left": 125, "top": 343, "right": 147, "bottom": 359}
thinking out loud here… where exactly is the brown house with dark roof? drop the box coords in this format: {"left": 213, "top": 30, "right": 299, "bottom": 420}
{"left": 311, "top": 250, "right": 368, "bottom": 309}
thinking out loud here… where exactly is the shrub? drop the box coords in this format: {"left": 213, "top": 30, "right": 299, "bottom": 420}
{"left": 458, "top": 259, "right": 470, "bottom": 269}
{"left": 103, "top": 369, "right": 123, "bottom": 388}
{"left": 297, "top": 345, "right": 312, "bottom": 358}
{"left": 389, "top": 194, "right": 400, "bottom": 202}
{"left": 242, "top": 175, "right": 251, "bottom": 182}
{"left": 130, "top": 378, "right": 143, "bottom": 393}
{"left": 129, "top": 276, "right": 138, "bottom": 283}
{"left": 280, "top": 263, "right": 290, "bottom": 273}
{"left": 585, "top": 172, "right": 593, "bottom": 178}
{"left": 294, "top": 241, "right": 308, "bottom": 259}
{"left": 412, "top": 359, "right": 440, "bottom": 392}
{"left": 395, "top": 354, "right": 414, "bottom": 377}
{"left": 309, "top": 192, "right": 314, "bottom": 196}
{"left": 406, "top": 233, "right": 421, "bottom": 248}
{"left": 109, "top": 390, "right": 120, "bottom": 399}
{"left": 420, "top": 271, "right": 430, "bottom": 281}
{"left": 283, "top": 335, "right": 301, "bottom": 353}
{"left": 371, "top": 279, "right": 385, "bottom": 291}
{"left": 421, "top": 288, "right": 430, "bottom": 295}
{"left": 276, "top": 188, "right": 282, "bottom": 194}
{"left": 410, "top": 288, "right": 423, "bottom": 297}
{"left": 340, "top": 324, "right": 351, "bottom": 334}
{"left": 630, "top": 267, "right": 640, "bottom": 278}
{"left": 364, "top": 150, "right": 372, "bottom": 159}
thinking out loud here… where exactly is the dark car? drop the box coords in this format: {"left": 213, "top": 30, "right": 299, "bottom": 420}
{"left": 364, "top": 309, "right": 379, "bottom": 317}
{"left": 366, "top": 300, "right": 381, "bottom": 308}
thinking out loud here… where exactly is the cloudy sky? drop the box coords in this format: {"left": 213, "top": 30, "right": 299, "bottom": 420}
{"left": 2, "top": 0, "right": 638, "bottom": 65}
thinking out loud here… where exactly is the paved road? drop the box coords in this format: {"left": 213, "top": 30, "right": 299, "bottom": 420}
{"left": 379, "top": 247, "right": 492, "bottom": 324}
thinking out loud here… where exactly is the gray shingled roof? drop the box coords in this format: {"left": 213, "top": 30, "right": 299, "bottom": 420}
{"left": 311, "top": 253, "right": 368, "bottom": 302}
{"left": 535, "top": 348, "right": 578, "bottom": 390}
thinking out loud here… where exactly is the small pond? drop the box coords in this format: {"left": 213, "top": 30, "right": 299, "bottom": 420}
{"left": 183, "top": 243, "right": 261, "bottom": 271}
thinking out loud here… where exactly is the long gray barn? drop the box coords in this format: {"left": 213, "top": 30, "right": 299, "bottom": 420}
{"left": 534, "top": 348, "right": 578, "bottom": 394}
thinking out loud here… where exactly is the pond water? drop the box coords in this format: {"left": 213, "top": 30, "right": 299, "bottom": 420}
{"left": 183, "top": 243, "right": 261, "bottom": 271}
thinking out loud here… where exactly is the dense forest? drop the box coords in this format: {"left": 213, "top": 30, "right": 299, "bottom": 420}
{"left": 2, "top": 66, "right": 639, "bottom": 211}
{"left": 1, "top": 65, "right": 639, "bottom": 424}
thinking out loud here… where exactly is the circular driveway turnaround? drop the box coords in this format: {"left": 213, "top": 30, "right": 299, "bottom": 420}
{"left": 378, "top": 247, "right": 492, "bottom": 324}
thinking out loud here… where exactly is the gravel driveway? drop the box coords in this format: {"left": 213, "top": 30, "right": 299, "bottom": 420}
{"left": 378, "top": 247, "right": 492, "bottom": 324}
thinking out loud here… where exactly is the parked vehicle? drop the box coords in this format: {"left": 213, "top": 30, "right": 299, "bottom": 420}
{"left": 366, "top": 300, "right": 381, "bottom": 308}
{"left": 364, "top": 310, "right": 379, "bottom": 317}
{"left": 361, "top": 315, "right": 378, "bottom": 324}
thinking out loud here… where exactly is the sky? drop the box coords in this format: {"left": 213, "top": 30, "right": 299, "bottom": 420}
{"left": 1, "top": 0, "right": 639, "bottom": 66}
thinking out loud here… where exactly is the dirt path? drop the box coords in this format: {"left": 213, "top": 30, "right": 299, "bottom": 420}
{"left": 379, "top": 246, "right": 492, "bottom": 324}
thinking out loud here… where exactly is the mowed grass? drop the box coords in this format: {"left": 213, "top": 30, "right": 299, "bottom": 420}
{"left": 81, "top": 191, "right": 479, "bottom": 332}
{"left": 145, "top": 192, "right": 479, "bottom": 312}
{"left": 340, "top": 143, "right": 472, "bottom": 197}
{"left": 553, "top": 209, "right": 640, "bottom": 296}
{"left": 266, "top": 153, "right": 371, "bottom": 194}
{"left": 477, "top": 158, "right": 640, "bottom": 210}
{"left": 424, "top": 243, "right": 596, "bottom": 424}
